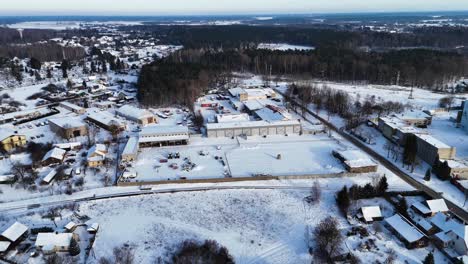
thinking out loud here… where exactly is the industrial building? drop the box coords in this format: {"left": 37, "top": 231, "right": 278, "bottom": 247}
{"left": 49, "top": 116, "right": 88, "bottom": 139}
{"left": 59, "top": 102, "right": 86, "bottom": 114}
{"left": 138, "top": 125, "right": 189, "bottom": 148}
{"left": 121, "top": 137, "right": 139, "bottom": 162}
{"left": 116, "top": 105, "right": 156, "bottom": 126}
{"left": 415, "top": 134, "right": 456, "bottom": 164}
{"left": 86, "top": 110, "right": 126, "bottom": 131}
{"left": 206, "top": 120, "right": 301, "bottom": 138}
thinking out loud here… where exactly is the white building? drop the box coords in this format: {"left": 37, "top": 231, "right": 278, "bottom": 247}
{"left": 206, "top": 120, "right": 301, "bottom": 138}
{"left": 115, "top": 105, "right": 156, "bottom": 126}
{"left": 139, "top": 125, "right": 189, "bottom": 147}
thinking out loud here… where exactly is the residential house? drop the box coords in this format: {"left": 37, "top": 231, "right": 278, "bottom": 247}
{"left": 384, "top": 214, "right": 427, "bottom": 249}
{"left": 121, "top": 137, "right": 139, "bottom": 163}
{"left": 0, "top": 131, "right": 27, "bottom": 152}
{"left": 358, "top": 206, "right": 383, "bottom": 223}
{"left": 411, "top": 199, "right": 449, "bottom": 217}
{"left": 87, "top": 144, "right": 107, "bottom": 167}
{"left": 42, "top": 148, "right": 67, "bottom": 166}
{"left": 35, "top": 233, "right": 77, "bottom": 254}
{"left": 1, "top": 222, "right": 28, "bottom": 245}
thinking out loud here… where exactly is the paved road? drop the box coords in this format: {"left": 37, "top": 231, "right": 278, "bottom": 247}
{"left": 278, "top": 90, "right": 468, "bottom": 222}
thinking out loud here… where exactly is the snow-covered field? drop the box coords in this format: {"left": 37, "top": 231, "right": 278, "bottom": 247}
{"left": 257, "top": 43, "right": 315, "bottom": 51}
{"left": 79, "top": 185, "right": 444, "bottom": 264}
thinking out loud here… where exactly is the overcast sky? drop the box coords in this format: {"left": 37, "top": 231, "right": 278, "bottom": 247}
{"left": 2, "top": 0, "right": 468, "bottom": 15}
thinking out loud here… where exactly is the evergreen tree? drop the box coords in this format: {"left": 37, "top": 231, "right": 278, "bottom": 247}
{"left": 403, "top": 134, "right": 418, "bottom": 172}
{"left": 30, "top": 57, "right": 41, "bottom": 70}
{"left": 336, "top": 186, "right": 350, "bottom": 215}
{"left": 69, "top": 236, "right": 80, "bottom": 256}
{"left": 90, "top": 61, "right": 96, "bottom": 73}
{"left": 424, "top": 169, "right": 432, "bottom": 181}
{"left": 376, "top": 176, "right": 389, "bottom": 194}
{"left": 46, "top": 68, "right": 52, "bottom": 79}
{"left": 66, "top": 79, "right": 73, "bottom": 90}
{"left": 422, "top": 252, "right": 434, "bottom": 264}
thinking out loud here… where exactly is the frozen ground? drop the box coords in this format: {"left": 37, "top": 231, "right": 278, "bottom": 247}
{"left": 257, "top": 43, "right": 315, "bottom": 51}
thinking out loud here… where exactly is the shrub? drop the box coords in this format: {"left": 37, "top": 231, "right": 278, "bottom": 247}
{"left": 172, "top": 240, "right": 234, "bottom": 264}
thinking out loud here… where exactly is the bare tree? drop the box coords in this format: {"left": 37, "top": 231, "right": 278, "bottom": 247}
{"left": 311, "top": 180, "right": 321, "bottom": 203}
{"left": 313, "top": 216, "right": 343, "bottom": 262}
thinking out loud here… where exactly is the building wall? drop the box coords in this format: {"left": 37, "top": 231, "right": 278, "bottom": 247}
{"left": 462, "top": 101, "right": 468, "bottom": 133}
{"left": 1, "top": 135, "right": 27, "bottom": 152}
{"left": 207, "top": 124, "right": 301, "bottom": 138}
{"left": 49, "top": 123, "right": 88, "bottom": 139}
{"left": 415, "top": 137, "right": 456, "bottom": 165}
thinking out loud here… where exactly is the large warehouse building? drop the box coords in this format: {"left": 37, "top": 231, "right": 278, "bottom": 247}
{"left": 206, "top": 120, "right": 301, "bottom": 138}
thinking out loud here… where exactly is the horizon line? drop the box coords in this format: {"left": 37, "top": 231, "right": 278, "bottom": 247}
{"left": 1, "top": 10, "right": 468, "bottom": 17}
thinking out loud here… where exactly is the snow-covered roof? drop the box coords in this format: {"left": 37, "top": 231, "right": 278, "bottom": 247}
{"left": 64, "top": 221, "right": 77, "bottom": 231}
{"left": 87, "top": 144, "right": 107, "bottom": 159}
{"left": 333, "top": 149, "right": 378, "bottom": 168}
{"left": 1, "top": 222, "right": 28, "bottom": 242}
{"left": 49, "top": 116, "right": 86, "bottom": 129}
{"left": 42, "top": 169, "right": 57, "bottom": 184}
{"left": 206, "top": 120, "right": 300, "bottom": 130}
{"left": 140, "top": 125, "right": 188, "bottom": 137}
{"left": 415, "top": 134, "right": 451, "bottom": 149}
{"left": 60, "top": 101, "right": 85, "bottom": 112}
{"left": 53, "top": 142, "right": 82, "bottom": 150}
{"left": 255, "top": 108, "right": 288, "bottom": 122}
{"left": 243, "top": 100, "right": 265, "bottom": 111}
{"left": 361, "top": 206, "right": 382, "bottom": 222}
{"left": 122, "top": 137, "right": 139, "bottom": 156}
{"left": 216, "top": 113, "right": 250, "bottom": 123}
{"left": 116, "top": 105, "right": 153, "bottom": 120}
{"left": 35, "top": 233, "right": 73, "bottom": 248}
{"left": 385, "top": 214, "right": 424, "bottom": 243}
{"left": 0, "top": 174, "right": 14, "bottom": 183}
{"left": 86, "top": 110, "right": 125, "bottom": 127}
{"left": 0, "top": 241, "right": 10, "bottom": 252}
{"left": 417, "top": 219, "right": 434, "bottom": 232}
{"left": 87, "top": 223, "right": 99, "bottom": 232}
{"left": 431, "top": 212, "right": 468, "bottom": 248}
{"left": 411, "top": 201, "right": 431, "bottom": 215}
{"left": 42, "top": 148, "right": 66, "bottom": 162}
{"left": 426, "top": 199, "right": 449, "bottom": 213}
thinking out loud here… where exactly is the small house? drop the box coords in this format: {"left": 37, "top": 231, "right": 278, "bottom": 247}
{"left": 42, "top": 148, "right": 66, "bottom": 166}
{"left": 358, "top": 206, "right": 383, "bottom": 223}
{"left": 1, "top": 222, "right": 28, "bottom": 245}
{"left": 411, "top": 199, "right": 449, "bottom": 217}
{"left": 384, "top": 214, "right": 427, "bottom": 249}
{"left": 35, "top": 233, "right": 77, "bottom": 254}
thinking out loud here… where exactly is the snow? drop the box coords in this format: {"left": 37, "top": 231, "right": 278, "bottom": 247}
{"left": 1, "top": 221, "right": 28, "bottom": 242}
{"left": 8, "top": 21, "right": 81, "bottom": 30}
{"left": 257, "top": 43, "right": 315, "bottom": 51}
